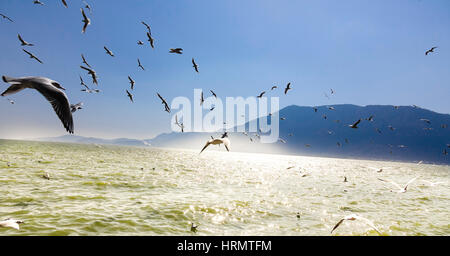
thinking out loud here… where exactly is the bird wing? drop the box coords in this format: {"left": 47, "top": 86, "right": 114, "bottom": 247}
{"left": 331, "top": 218, "right": 345, "bottom": 234}
{"left": 378, "top": 178, "right": 402, "bottom": 190}
{"left": 352, "top": 119, "right": 361, "bottom": 127}
{"left": 81, "top": 8, "right": 88, "bottom": 20}
{"left": 35, "top": 84, "right": 74, "bottom": 134}
{"left": 200, "top": 140, "right": 212, "bottom": 154}
{"left": 62, "top": 0, "right": 68, "bottom": 7}
{"left": 356, "top": 216, "right": 382, "bottom": 235}
{"left": 18, "top": 34, "right": 26, "bottom": 44}
{"left": 1, "top": 83, "right": 26, "bottom": 97}
{"left": 223, "top": 138, "right": 230, "bottom": 152}
{"left": 404, "top": 177, "right": 418, "bottom": 189}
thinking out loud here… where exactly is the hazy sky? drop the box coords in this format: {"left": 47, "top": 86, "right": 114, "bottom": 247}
{"left": 0, "top": 0, "right": 449, "bottom": 140}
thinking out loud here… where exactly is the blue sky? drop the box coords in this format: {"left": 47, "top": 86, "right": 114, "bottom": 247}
{"left": 0, "top": 0, "right": 449, "bottom": 139}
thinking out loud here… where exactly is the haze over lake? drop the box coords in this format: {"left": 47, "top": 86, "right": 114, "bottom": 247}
{"left": 1, "top": 140, "right": 448, "bottom": 236}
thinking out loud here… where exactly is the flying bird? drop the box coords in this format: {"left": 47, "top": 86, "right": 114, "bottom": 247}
{"left": 375, "top": 128, "right": 382, "bottom": 134}
{"left": 1, "top": 76, "right": 74, "bottom": 133}
{"left": 366, "top": 115, "right": 374, "bottom": 121}
{"left": 70, "top": 102, "right": 83, "bottom": 113}
{"left": 22, "top": 49, "right": 43, "bottom": 64}
{"left": 313, "top": 107, "right": 318, "bottom": 112}
{"left": 328, "top": 106, "right": 335, "bottom": 110}
{"left": 284, "top": 82, "right": 292, "bottom": 94}
{"left": 210, "top": 90, "right": 217, "bottom": 98}
{"left": 7, "top": 98, "right": 15, "bottom": 104}
{"left": 137, "top": 40, "right": 144, "bottom": 45}
{"left": 126, "top": 89, "right": 133, "bottom": 103}
{"left": 330, "top": 88, "right": 335, "bottom": 94}
{"left": 80, "top": 65, "right": 98, "bottom": 85}
{"left": 0, "top": 13, "right": 14, "bottom": 22}
{"left": 257, "top": 91, "right": 266, "bottom": 98}
{"left": 200, "top": 136, "right": 231, "bottom": 154}
{"left": 175, "top": 115, "right": 184, "bottom": 133}
{"left": 271, "top": 85, "right": 277, "bottom": 90}
{"left": 169, "top": 48, "right": 183, "bottom": 54}
{"left": 388, "top": 125, "right": 395, "bottom": 131}
{"left": 81, "top": 54, "right": 91, "bottom": 68}
{"left": 61, "top": 0, "right": 68, "bottom": 8}
{"left": 34, "top": 0, "right": 44, "bottom": 5}
{"left": 81, "top": 8, "right": 90, "bottom": 33}
{"left": 331, "top": 214, "right": 381, "bottom": 235}
{"left": 147, "top": 32, "right": 155, "bottom": 48}
{"left": 378, "top": 177, "right": 418, "bottom": 193}
{"left": 18, "top": 34, "right": 34, "bottom": 46}
{"left": 0, "top": 218, "right": 24, "bottom": 230}
{"left": 137, "top": 58, "right": 145, "bottom": 70}
{"left": 200, "top": 91, "right": 204, "bottom": 105}
{"left": 349, "top": 119, "right": 361, "bottom": 129}
{"left": 157, "top": 93, "right": 170, "bottom": 113}
{"left": 104, "top": 46, "right": 114, "bottom": 57}
{"left": 425, "top": 47, "right": 437, "bottom": 55}
{"left": 128, "top": 76, "right": 135, "bottom": 90}
{"left": 192, "top": 58, "right": 199, "bottom": 73}
{"left": 190, "top": 223, "right": 198, "bottom": 233}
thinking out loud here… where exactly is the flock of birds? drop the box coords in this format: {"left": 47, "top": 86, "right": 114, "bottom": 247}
{"left": 0, "top": 2, "right": 448, "bottom": 234}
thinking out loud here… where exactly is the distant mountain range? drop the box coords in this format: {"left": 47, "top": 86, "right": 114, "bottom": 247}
{"left": 36, "top": 104, "right": 450, "bottom": 164}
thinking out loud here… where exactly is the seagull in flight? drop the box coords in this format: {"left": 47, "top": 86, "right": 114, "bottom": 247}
{"left": 18, "top": 34, "right": 34, "bottom": 46}
{"left": 1, "top": 76, "right": 74, "bottom": 133}
{"left": 23, "top": 49, "right": 43, "bottom": 64}
{"left": 137, "top": 58, "right": 145, "bottom": 70}
{"left": 169, "top": 48, "right": 183, "bottom": 54}
{"left": 61, "top": 0, "right": 68, "bottom": 8}
{"left": 80, "top": 65, "right": 98, "bottom": 85}
{"left": 378, "top": 177, "right": 418, "bottom": 193}
{"left": 7, "top": 98, "right": 15, "bottom": 104}
{"left": 366, "top": 115, "right": 374, "bottom": 121}
{"left": 81, "top": 54, "right": 91, "bottom": 68}
{"left": 349, "top": 119, "right": 361, "bottom": 129}
{"left": 104, "top": 46, "right": 114, "bottom": 57}
{"left": 271, "top": 85, "right": 277, "bottom": 90}
{"left": 34, "top": 0, "right": 44, "bottom": 5}
{"left": 137, "top": 40, "right": 144, "bottom": 45}
{"left": 0, "top": 218, "right": 24, "bottom": 230}
{"left": 126, "top": 89, "right": 133, "bottom": 103}
{"left": 425, "top": 47, "right": 437, "bottom": 55}
{"left": 70, "top": 102, "right": 83, "bottom": 113}
{"left": 284, "top": 82, "right": 292, "bottom": 95}
{"left": 157, "top": 93, "right": 170, "bottom": 113}
{"left": 331, "top": 214, "right": 381, "bottom": 235}
{"left": 175, "top": 115, "right": 184, "bottom": 132}
{"left": 210, "top": 90, "right": 217, "bottom": 98}
{"left": 81, "top": 8, "right": 90, "bottom": 33}
{"left": 257, "top": 91, "right": 266, "bottom": 98}
{"left": 128, "top": 76, "right": 135, "bottom": 90}
{"left": 200, "top": 135, "right": 231, "bottom": 154}
{"left": 0, "top": 13, "right": 14, "bottom": 22}
{"left": 192, "top": 58, "right": 199, "bottom": 73}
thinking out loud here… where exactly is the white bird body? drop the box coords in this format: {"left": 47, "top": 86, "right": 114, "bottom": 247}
{"left": 0, "top": 219, "right": 23, "bottom": 230}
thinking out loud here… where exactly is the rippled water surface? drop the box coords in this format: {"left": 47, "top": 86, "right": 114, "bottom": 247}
{"left": 0, "top": 140, "right": 449, "bottom": 236}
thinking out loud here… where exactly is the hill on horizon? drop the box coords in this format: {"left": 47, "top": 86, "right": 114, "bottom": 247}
{"left": 33, "top": 104, "right": 450, "bottom": 164}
